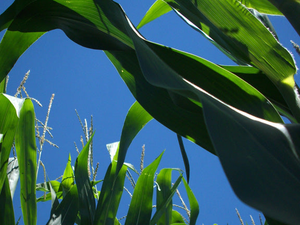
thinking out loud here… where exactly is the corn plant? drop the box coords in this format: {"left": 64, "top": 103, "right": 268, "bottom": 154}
{"left": 0, "top": 0, "right": 300, "bottom": 224}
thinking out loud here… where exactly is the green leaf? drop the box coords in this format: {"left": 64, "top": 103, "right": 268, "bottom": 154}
{"left": 177, "top": 135, "right": 190, "bottom": 183}
{"left": 201, "top": 87, "right": 300, "bottom": 225}
{"left": 171, "top": 210, "right": 185, "bottom": 224}
{"left": 0, "top": 76, "right": 7, "bottom": 93}
{"left": 238, "top": 0, "right": 282, "bottom": 15}
{"left": 267, "top": 0, "right": 300, "bottom": 36}
{"left": 182, "top": 177, "right": 199, "bottom": 225}
{"left": 15, "top": 98, "right": 37, "bottom": 225}
{"left": 0, "top": 176, "right": 15, "bottom": 225}
{"left": 137, "top": 0, "right": 172, "bottom": 29}
{"left": 93, "top": 162, "right": 127, "bottom": 224}
{"left": 75, "top": 133, "right": 95, "bottom": 225}
{"left": 36, "top": 180, "right": 63, "bottom": 203}
{"left": 125, "top": 152, "right": 164, "bottom": 225}
{"left": 151, "top": 169, "right": 182, "bottom": 225}
{"left": 0, "top": 94, "right": 23, "bottom": 194}
{"left": 61, "top": 154, "right": 74, "bottom": 196}
{"left": 117, "top": 101, "right": 153, "bottom": 173}
{"left": 47, "top": 185, "right": 79, "bottom": 225}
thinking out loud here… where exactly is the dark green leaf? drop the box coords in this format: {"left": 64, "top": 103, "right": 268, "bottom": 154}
{"left": 124, "top": 152, "right": 164, "bottom": 225}
{"left": 177, "top": 134, "right": 190, "bottom": 183}
{"left": 47, "top": 185, "right": 79, "bottom": 225}
{"left": 75, "top": 133, "right": 95, "bottom": 225}
{"left": 201, "top": 87, "right": 300, "bottom": 225}
{"left": 15, "top": 98, "right": 37, "bottom": 225}
{"left": 0, "top": 176, "right": 15, "bottom": 225}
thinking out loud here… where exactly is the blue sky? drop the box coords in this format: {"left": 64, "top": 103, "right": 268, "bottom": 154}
{"left": 1, "top": 0, "right": 300, "bottom": 224}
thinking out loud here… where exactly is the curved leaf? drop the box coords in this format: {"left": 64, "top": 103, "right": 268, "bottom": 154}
{"left": 182, "top": 177, "right": 199, "bottom": 225}
{"left": 61, "top": 154, "right": 74, "bottom": 197}
{"left": 201, "top": 86, "right": 300, "bottom": 224}
{"left": 117, "top": 101, "right": 153, "bottom": 173}
{"left": 15, "top": 98, "right": 37, "bottom": 225}
{"left": 177, "top": 134, "right": 190, "bottom": 183}
{"left": 137, "top": 0, "right": 172, "bottom": 29}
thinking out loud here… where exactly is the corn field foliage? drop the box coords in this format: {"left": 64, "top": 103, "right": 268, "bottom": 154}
{"left": 0, "top": 0, "right": 300, "bottom": 224}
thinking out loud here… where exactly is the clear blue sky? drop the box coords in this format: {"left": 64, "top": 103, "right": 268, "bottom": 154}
{"left": 1, "top": 0, "right": 300, "bottom": 224}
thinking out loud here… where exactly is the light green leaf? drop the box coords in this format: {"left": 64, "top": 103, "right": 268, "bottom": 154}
{"left": 125, "top": 152, "right": 164, "bottom": 225}
{"left": 182, "top": 177, "right": 199, "bottom": 225}
{"left": 15, "top": 98, "right": 37, "bottom": 225}
{"left": 137, "top": 0, "right": 172, "bottom": 29}
{"left": 61, "top": 154, "right": 74, "bottom": 197}
{"left": 75, "top": 133, "right": 95, "bottom": 224}
{"left": 151, "top": 169, "right": 182, "bottom": 225}
{"left": 0, "top": 94, "right": 23, "bottom": 194}
{"left": 238, "top": 0, "right": 282, "bottom": 15}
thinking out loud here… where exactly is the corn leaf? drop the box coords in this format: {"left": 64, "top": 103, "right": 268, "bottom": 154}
{"left": 61, "top": 154, "right": 74, "bottom": 197}
{"left": 117, "top": 101, "right": 153, "bottom": 173}
{"left": 137, "top": 0, "right": 172, "bottom": 29}
{"left": 124, "top": 152, "right": 163, "bottom": 225}
{"left": 47, "top": 185, "right": 79, "bottom": 225}
{"left": 15, "top": 98, "right": 37, "bottom": 225}
{"left": 93, "top": 160, "right": 127, "bottom": 224}
{"left": 201, "top": 86, "right": 300, "bottom": 225}
{"left": 0, "top": 176, "right": 15, "bottom": 225}
{"left": 151, "top": 169, "right": 182, "bottom": 225}
{"left": 238, "top": 0, "right": 282, "bottom": 15}
{"left": 182, "top": 177, "right": 199, "bottom": 225}
{"left": 0, "top": 94, "right": 23, "bottom": 194}
{"left": 74, "top": 133, "right": 95, "bottom": 224}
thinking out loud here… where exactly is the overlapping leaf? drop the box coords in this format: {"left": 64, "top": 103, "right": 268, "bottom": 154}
{"left": 75, "top": 133, "right": 95, "bottom": 224}
{"left": 200, "top": 84, "right": 300, "bottom": 224}
{"left": 0, "top": 176, "right": 15, "bottom": 225}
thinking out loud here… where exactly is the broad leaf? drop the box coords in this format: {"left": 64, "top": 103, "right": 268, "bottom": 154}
{"left": 15, "top": 98, "right": 37, "bottom": 225}
{"left": 201, "top": 85, "right": 300, "bottom": 225}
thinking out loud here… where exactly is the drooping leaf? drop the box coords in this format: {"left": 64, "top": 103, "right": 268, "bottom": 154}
{"left": 171, "top": 210, "right": 186, "bottom": 224}
{"left": 201, "top": 85, "right": 300, "bottom": 225}
{"left": 267, "top": 0, "right": 300, "bottom": 36}
{"left": 0, "top": 176, "right": 15, "bottom": 225}
{"left": 124, "top": 152, "right": 164, "bottom": 225}
{"left": 177, "top": 134, "right": 190, "bottom": 183}
{"left": 137, "top": 0, "right": 172, "bottom": 29}
{"left": 117, "top": 101, "right": 153, "bottom": 173}
{"left": 75, "top": 133, "right": 95, "bottom": 225}
{"left": 15, "top": 98, "right": 37, "bottom": 225}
